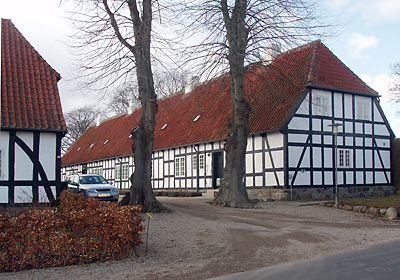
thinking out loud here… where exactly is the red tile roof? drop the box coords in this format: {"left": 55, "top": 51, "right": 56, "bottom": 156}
{"left": 1, "top": 19, "right": 66, "bottom": 131}
{"left": 61, "top": 40, "right": 377, "bottom": 166}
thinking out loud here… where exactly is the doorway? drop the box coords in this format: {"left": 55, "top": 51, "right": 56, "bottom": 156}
{"left": 212, "top": 151, "right": 223, "bottom": 189}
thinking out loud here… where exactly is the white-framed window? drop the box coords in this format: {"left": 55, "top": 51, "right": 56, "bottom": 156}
{"left": 314, "top": 95, "right": 330, "bottom": 116}
{"left": 175, "top": 157, "right": 185, "bottom": 177}
{"left": 339, "top": 150, "right": 351, "bottom": 167}
{"left": 122, "top": 164, "right": 129, "bottom": 180}
{"left": 193, "top": 154, "right": 205, "bottom": 170}
{"left": 115, "top": 165, "right": 121, "bottom": 180}
{"left": 115, "top": 164, "right": 129, "bottom": 180}
{"left": 91, "top": 167, "right": 103, "bottom": 176}
{"left": 356, "top": 100, "right": 370, "bottom": 120}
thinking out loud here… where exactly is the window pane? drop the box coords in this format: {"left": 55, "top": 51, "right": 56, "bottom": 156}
{"left": 122, "top": 164, "right": 129, "bottom": 180}
{"left": 193, "top": 155, "right": 197, "bottom": 170}
{"left": 115, "top": 165, "right": 121, "bottom": 180}
{"left": 175, "top": 158, "right": 180, "bottom": 176}
{"left": 339, "top": 150, "right": 344, "bottom": 167}
{"left": 199, "top": 154, "right": 205, "bottom": 170}
{"left": 345, "top": 150, "right": 350, "bottom": 167}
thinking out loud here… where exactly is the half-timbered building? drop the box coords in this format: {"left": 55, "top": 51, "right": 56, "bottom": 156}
{"left": 1, "top": 19, "right": 67, "bottom": 205}
{"left": 61, "top": 40, "right": 395, "bottom": 200}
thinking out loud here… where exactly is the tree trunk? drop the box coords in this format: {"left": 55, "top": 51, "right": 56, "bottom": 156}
{"left": 212, "top": 0, "right": 253, "bottom": 208}
{"left": 212, "top": 67, "right": 253, "bottom": 208}
{"left": 127, "top": 0, "right": 167, "bottom": 212}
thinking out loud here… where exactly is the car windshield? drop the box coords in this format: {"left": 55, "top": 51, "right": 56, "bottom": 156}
{"left": 79, "top": 175, "right": 109, "bottom": 185}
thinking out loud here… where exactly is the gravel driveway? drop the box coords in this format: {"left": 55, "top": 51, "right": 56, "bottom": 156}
{"left": 2, "top": 196, "right": 400, "bottom": 280}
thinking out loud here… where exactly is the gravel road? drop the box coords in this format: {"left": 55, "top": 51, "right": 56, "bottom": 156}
{"left": 2, "top": 196, "right": 400, "bottom": 280}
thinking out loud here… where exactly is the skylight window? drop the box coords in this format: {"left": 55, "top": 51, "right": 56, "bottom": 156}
{"left": 194, "top": 115, "right": 201, "bottom": 122}
{"left": 77, "top": 147, "right": 81, "bottom": 151}
{"left": 89, "top": 143, "right": 94, "bottom": 148}
{"left": 161, "top": 123, "right": 168, "bottom": 130}
{"left": 104, "top": 140, "right": 109, "bottom": 145}
{"left": 129, "top": 135, "right": 132, "bottom": 138}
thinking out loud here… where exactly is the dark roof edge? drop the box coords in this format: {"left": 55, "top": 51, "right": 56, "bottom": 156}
{"left": 1, "top": 126, "right": 67, "bottom": 134}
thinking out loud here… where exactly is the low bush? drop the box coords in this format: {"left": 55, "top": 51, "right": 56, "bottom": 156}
{"left": 0, "top": 191, "right": 144, "bottom": 272}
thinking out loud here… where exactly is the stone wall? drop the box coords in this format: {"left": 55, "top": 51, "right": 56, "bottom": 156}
{"left": 392, "top": 138, "right": 400, "bottom": 193}
{"left": 247, "top": 185, "right": 396, "bottom": 201}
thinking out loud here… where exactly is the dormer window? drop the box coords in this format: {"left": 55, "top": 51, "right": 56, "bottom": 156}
{"left": 104, "top": 140, "right": 109, "bottom": 145}
{"left": 162, "top": 123, "right": 168, "bottom": 130}
{"left": 194, "top": 115, "right": 201, "bottom": 122}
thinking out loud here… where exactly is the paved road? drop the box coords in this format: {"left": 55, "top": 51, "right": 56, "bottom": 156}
{"left": 209, "top": 240, "right": 400, "bottom": 280}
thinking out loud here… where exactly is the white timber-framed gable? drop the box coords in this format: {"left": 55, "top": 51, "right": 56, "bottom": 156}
{"left": 1, "top": 129, "right": 65, "bottom": 205}
{"left": 283, "top": 87, "right": 393, "bottom": 198}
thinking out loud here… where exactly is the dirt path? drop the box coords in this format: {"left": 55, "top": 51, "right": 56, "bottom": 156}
{"left": 2, "top": 197, "right": 400, "bottom": 280}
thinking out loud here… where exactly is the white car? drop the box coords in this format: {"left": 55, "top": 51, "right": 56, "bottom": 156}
{"left": 66, "top": 174, "right": 119, "bottom": 202}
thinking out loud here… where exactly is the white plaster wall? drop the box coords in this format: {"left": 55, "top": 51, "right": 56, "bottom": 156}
{"left": 265, "top": 172, "right": 277, "bottom": 186}
{"left": 14, "top": 186, "right": 33, "bottom": 203}
{"left": 375, "top": 124, "right": 390, "bottom": 136}
{"left": 313, "top": 147, "right": 322, "bottom": 168}
{"left": 246, "top": 154, "right": 253, "bottom": 173}
{"left": 324, "top": 171, "right": 333, "bottom": 185}
{"left": 314, "top": 171, "right": 322, "bottom": 185}
{"left": 246, "top": 176, "right": 253, "bottom": 187}
{"left": 39, "top": 133, "right": 56, "bottom": 180}
{"left": 293, "top": 171, "right": 310, "bottom": 186}
{"left": 0, "top": 131, "right": 9, "bottom": 180}
{"left": 312, "top": 118, "right": 321, "bottom": 131}
{"left": 296, "top": 93, "right": 309, "bottom": 115}
{"left": 377, "top": 150, "right": 391, "bottom": 168}
{"left": 13, "top": 185, "right": 57, "bottom": 204}
{"left": 334, "top": 92, "right": 343, "bottom": 118}
{"left": 288, "top": 117, "right": 309, "bottom": 131}
{"left": 254, "top": 153, "right": 263, "bottom": 172}
{"left": 374, "top": 103, "right": 384, "bottom": 122}
{"left": 254, "top": 137, "right": 262, "bottom": 150}
{"left": 288, "top": 134, "right": 308, "bottom": 143}
{"left": 39, "top": 186, "right": 57, "bottom": 203}
{"left": 247, "top": 137, "right": 253, "bottom": 151}
{"left": 267, "top": 132, "right": 283, "bottom": 149}
{"left": 344, "top": 94, "right": 353, "bottom": 119}
{"left": 0, "top": 187, "right": 8, "bottom": 203}
{"left": 288, "top": 146, "right": 303, "bottom": 168}
{"left": 324, "top": 148, "right": 333, "bottom": 168}
{"left": 346, "top": 171, "right": 354, "bottom": 184}
{"left": 255, "top": 176, "right": 263, "bottom": 187}
{"left": 15, "top": 132, "right": 33, "bottom": 180}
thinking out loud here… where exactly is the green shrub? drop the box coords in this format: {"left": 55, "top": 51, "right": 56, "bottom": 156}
{"left": 0, "top": 191, "right": 144, "bottom": 272}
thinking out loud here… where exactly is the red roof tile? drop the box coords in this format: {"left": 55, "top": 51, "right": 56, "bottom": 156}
{"left": 1, "top": 19, "right": 66, "bottom": 131}
{"left": 61, "top": 40, "right": 377, "bottom": 166}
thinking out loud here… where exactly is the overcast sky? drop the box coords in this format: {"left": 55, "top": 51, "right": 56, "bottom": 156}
{"left": 1, "top": 0, "right": 400, "bottom": 136}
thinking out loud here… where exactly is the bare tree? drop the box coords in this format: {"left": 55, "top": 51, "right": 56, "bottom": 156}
{"left": 107, "top": 69, "right": 188, "bottom": 115}
{"left": 107, "top": 83, "right": 140, "bottom": 115}
{"left": 65, "top": 0, "right": 169, "bottom": 212}
{"left": 62, "top": 106, "right": 100, "bottom": 153}
{"left": 389, "top": 62, "right": 400, "bottom": 102}
{"left": 177, "top": 0, "right": 330, "bottom": 207}
{"left": 154, "top": 69, "right": 188, "bottom": 97}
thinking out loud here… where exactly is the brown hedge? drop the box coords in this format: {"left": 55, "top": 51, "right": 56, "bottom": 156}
{"left": 0, "top": 191, "right": 144, "bottom": 272}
